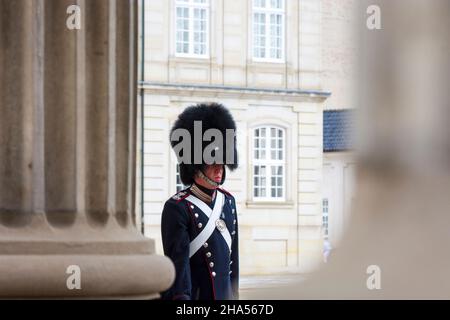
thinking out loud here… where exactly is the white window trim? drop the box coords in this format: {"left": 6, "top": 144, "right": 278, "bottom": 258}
{"left": 252, "top": 125, "right": 286, "bottom": 202}
{"left": 251, "top": 0, "right": 286, "bottom": 63}
{"left": 174, "top": 0, "right": 210, "bottom": 59}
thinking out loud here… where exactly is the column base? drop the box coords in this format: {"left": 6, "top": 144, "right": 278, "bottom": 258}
{"left": 0, "top": 253, "right": 174, "bottom": 299}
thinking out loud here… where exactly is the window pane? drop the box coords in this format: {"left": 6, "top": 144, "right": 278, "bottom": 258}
{"left": 253, "top": 13, "right": 266, "bottom": 58}
{"left": 270, "top": 0, "right": 282, "bottom": 9}
{"left": 270, "top": 128, "right": 276, "bottom": 138}
{"left": 254, "top": 0, "right": 266, "bottom": 8}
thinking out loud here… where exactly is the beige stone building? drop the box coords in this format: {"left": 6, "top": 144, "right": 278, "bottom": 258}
{"left": 137, "top": 0, "right": 359, "bottom": 275}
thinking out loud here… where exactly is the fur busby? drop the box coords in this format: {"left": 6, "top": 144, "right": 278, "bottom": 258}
{"left": 170, "top": 102, "right": 238, "bottom": 186}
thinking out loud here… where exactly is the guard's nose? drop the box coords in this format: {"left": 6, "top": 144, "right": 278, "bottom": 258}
{"left": 214, "top": 165, "right": 223, "bottom": 174}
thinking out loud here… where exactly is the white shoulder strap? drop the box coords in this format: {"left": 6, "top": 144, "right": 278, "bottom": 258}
{"left": 187, "top": 191, "right": 232, "bottom": 258}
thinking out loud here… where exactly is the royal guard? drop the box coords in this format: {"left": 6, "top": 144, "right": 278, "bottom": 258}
{"left": 161, "top": 102, "right": 239, "bottom": 300}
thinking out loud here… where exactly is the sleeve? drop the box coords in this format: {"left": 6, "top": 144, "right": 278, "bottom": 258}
{"left": 230, "top": 198, "right": 240, "bottom": 300}
{"left": 160, "top": 200, "right": 192, "bottom": 300}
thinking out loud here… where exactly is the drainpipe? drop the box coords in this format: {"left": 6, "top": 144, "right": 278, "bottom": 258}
{"left": 140, "top": 0, "right": 145, "bottom": 235}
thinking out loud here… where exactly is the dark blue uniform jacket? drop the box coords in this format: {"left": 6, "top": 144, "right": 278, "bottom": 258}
{"left": 160, "top": 187, "right": 239, "bottom": 300}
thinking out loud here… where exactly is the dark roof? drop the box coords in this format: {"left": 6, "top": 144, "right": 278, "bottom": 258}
{"left": 323, "top": 109, "right": 355, "bottom": 152}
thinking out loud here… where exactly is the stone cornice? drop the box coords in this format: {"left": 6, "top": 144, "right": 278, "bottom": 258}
{"left": 140, "top": 82, "right": 331, "bottom": 102}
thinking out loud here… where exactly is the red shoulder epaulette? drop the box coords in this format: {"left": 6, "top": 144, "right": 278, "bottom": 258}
{"left": 172, "top": 190, "right": 190, "bottom": 203}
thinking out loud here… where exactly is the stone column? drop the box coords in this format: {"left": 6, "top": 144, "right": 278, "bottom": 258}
{"left": 0, "top": 0, "right": 174, "bottom": 298}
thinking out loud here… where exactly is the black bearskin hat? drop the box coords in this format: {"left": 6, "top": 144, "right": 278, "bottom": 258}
{"left": 170, "top": 102, "right": 238, "bottom": 186}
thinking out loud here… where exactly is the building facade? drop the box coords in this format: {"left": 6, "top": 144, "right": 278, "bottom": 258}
{"left": 323, "top": 110, "right": 356, "bottom": 251}
{"left": 138, "top": 0, "right": 358, "bottom": 275}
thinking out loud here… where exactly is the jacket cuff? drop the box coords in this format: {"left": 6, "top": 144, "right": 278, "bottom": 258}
{"left": 173, "top": 294, "right": 191, "bottom": 300}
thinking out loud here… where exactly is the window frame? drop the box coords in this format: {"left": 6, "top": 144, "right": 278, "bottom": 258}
{"left": 174, "top": 0, "right": 210, "bottom": 59}
{"left": 251, "top": 0, "right": 286, "bottom": 63}
{"left": 251, "top": 125, "right": 286, "bottom": 202}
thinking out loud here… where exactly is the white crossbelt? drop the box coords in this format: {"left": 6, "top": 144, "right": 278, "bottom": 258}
{"left": 186, "top": 191, "right": 232, "bottom": 258}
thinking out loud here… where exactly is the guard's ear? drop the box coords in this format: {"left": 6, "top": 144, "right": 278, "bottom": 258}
{"left": 220, "top": 166, "right": 226, "bottom": 185}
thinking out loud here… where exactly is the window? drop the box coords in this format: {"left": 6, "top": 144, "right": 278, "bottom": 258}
{"left": 252, "top": 0, "right": 285, "bottom": 61}
{"left": 175, "top": 0, "right": 209, "bottom": 57}
{"left": 252, "top": 126, "right": 285, "bottom": 201}
{"left": 322, "top": 198, "right": 329, "bottom": 239}
{"left": 175, "top": 164, "right": 186, "bottom": 192}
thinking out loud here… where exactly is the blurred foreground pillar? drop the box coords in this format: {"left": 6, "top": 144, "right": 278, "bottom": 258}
{"left": 250, "top": 0, "right": 450, "bottom": 299}
{"left": 0, "top": 0, "right": 174, "bottom": 298}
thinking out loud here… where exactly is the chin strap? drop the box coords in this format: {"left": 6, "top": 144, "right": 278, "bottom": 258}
{"left": 197, "top": 170, "right": 221, "bottom": 188}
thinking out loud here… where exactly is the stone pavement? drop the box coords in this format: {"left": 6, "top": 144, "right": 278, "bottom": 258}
{"left": 239, "top": 273, "right": 308, "bottom": 299}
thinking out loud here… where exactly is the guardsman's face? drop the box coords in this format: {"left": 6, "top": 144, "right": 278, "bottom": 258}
{"left": 204, "top": 164, "right": 224, "bottom": 183}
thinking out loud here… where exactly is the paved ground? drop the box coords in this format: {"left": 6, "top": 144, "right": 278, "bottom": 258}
{"left": 239, "top": 274, "right": 307, "bottom": 299}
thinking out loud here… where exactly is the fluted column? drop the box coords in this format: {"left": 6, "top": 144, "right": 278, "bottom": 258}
{"left": 0, "top": 0, "right": 174, "bottom": 298}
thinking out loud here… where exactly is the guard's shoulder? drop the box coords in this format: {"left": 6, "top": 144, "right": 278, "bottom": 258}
{"left": 218, "top": 187, "right": 234, "bottom": 200}
{"left": 169, "top": 189, "right": 190, "bottom": 203}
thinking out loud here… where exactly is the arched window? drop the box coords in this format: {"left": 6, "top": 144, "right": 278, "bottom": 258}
{"left": 252, "top": 126, "right": 285, "bottom": 200}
